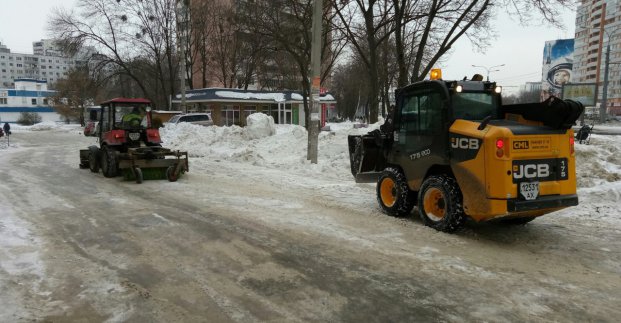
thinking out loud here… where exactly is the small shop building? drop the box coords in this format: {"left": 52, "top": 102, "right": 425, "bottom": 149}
{"left": 171, "top": 88, "right": 336, "bottom": 127}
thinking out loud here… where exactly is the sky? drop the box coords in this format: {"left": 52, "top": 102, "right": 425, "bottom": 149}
{"left": 0, "top": 0, "right": 576, "bottom": 94}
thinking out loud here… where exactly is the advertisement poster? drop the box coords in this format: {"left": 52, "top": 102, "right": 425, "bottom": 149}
{"left": 542, "top": 39, "right": 574, "bottom": 99}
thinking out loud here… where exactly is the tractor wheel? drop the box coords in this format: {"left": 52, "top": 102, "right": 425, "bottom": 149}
{"left": 376, "top": 167, "right": 415, "bottom": 217}
{"left": 89, "top": 150, "right": 100, "bottom": 173}
{"left": 134, "top": 167, "right": 143, "bottom": 184}
{"left": 166, "top": 166, "right": 178, "bottom": 182}
{"left": 500, "top": 217, "right": 536, "bottom": 225}
{"left": 418, "top": 175, "right": 465, "bottom": 233}
{"left": 101, "top": 147, "right": 118, "bottom": 178}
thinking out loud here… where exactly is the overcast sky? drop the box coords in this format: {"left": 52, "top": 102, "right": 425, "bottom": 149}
{"left": 0, "top": 0, "right": 576, "bottom": 93}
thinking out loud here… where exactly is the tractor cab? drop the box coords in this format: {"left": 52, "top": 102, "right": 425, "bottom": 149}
{"left": 97, "top": 98, "right": 161, "bottom": 150}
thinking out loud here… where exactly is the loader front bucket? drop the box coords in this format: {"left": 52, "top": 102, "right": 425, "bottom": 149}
{"left": 348, "top": 133, "right": 386, "bottom": 183}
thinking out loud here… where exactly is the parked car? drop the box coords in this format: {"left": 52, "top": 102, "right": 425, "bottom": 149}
{"left": 167, "top": 113, "right": 213, "bottom": 126}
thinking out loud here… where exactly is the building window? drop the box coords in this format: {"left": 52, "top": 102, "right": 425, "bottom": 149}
{"left": 221, "top": 105, "right": 240, "bottom": 126}
{"left": 0, "top": 98, "right": 7, "bottom": 104}
{"left": 32, "top": 98, "right": 37, "bottom": 105}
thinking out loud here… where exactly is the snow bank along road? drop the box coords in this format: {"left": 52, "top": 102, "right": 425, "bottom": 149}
{"left": 1, "top": 127, "right": 620, "bottom": 322}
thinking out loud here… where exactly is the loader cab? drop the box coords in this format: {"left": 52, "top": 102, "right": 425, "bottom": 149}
{"left": 391, "top": 76, "right": 502, "bottom": 190}
{"left": 392, "top": 80, "right": 450, "bottom": 189}
{"left": 99, "top": 99, "right": 152, "bottom": 133}
{"left": 96, "top": 98, "right": 160, "bottom": 149}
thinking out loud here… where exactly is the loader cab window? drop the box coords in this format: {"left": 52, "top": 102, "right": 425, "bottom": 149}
{"left": 399, "top": 90, "right": 442, "bottom": 138}
{"left": 452, "top": 92, "right": 498, "bottom": 121}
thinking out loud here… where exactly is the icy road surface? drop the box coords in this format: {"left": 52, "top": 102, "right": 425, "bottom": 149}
{"left": 1, "top": 125, "right": 620, "bottom": 322}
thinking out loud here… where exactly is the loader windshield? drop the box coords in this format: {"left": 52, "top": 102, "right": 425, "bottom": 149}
{"left": 452, "top": 92, "right": 499, "bottom": 121}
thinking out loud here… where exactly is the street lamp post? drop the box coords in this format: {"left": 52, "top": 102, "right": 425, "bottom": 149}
{"left": 472, "top": 64, "right": 505, "bottom": 81}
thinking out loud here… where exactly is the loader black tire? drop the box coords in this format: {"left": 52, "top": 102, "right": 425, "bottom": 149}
{"left": 418, "top": 175, "right": 465, "bottom": 233}
{"left": 101, "top": 146, "right": 118, "bottom": 178}
{"left": 376, "top": 167, "right": 415, "bottom": 217}
{"left": 89, "top": 150, "right": 99, "bottom": 173}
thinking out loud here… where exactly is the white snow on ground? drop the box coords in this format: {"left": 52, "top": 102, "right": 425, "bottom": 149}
{"left": 158, "top": 119, "right": 621, "bottom": 227}
{"left": 556, "top": 134, "right": 621, "bottom": 226}
{"left": 1, "top": 119, "right": 620, "bottom": 302}
{"left": 2, "top": 119, "right": 621, "bottom": 228}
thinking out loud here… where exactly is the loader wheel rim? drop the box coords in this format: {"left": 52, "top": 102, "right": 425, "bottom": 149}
{"left": 423, "top": 188, "right": 446, "bottom": 221}
{"left": 380, "top": 178, "right": 397, "bottom": 207}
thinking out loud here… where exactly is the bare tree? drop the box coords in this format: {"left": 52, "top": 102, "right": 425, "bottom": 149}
{"left": 188, "top": 0, "right": 211, "bottom": 88}
{"left": 332, "top": 57, "right": 371, "bottom": 121}
{"left": 51, "top": 66, "right": 101, "bottom": 125}
{"left": 331, "top": 0, "right": 394, "bottom": 124}
{"left": 245, "top": 0, "right": 341, "bottom": 127}
{"left": 49, "top": 0, "right": 180, "bottom": 108}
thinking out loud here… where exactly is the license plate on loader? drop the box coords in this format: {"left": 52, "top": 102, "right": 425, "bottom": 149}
{"left": 519, "top": 182, "right": 539, "bottom": 200}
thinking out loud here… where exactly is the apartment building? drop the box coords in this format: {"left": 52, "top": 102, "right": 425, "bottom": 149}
{"left": 0, "top": 40, "right": 91, "bottom": 89}
{"left": 573, "top": 0, "right": 621, "bottom": 112}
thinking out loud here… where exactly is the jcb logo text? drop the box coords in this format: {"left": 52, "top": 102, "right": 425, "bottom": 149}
{"left": 513, "top": 164, "right": 550, "bottom": 179}
{"left": 451, "top": 138, "right": 479, "bottom": 150}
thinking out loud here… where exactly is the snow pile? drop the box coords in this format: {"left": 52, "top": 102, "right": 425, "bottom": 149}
{"left": 7, "top": 122, "right": 82, "bottom": 133}
{"left": 575, "top": 135, "right": 621, "bottom": 188}
{"left": 160, "top": 121, "right": 376, "bottom": 179}
{"left": 26, "top": 121, "right": 60, "bottom": 131}
{"left": 244, "top": 113, "right": 276, "bottom": 139}
{"left": 215, "top": 91, "right": 286, "bottom": 102}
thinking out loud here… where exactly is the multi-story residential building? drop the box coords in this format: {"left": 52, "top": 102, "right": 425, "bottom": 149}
{"left": 573, "top": 0, "right": 621, "bottom": 113}
{"left": 0, "top": 78, "right": 59, "bottom": 123}
{"left": 0, "top": 40, "right": 92, "bottom": 89}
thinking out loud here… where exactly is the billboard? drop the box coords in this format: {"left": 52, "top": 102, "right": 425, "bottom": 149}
{"left": 542, "top": 39, "right": 574, "bottom": 99}
{"left": 561, "top": 83, "right": 597, "bottom": 106}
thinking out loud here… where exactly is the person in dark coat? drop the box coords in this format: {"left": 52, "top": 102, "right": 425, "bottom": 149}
{"left": 2, "top": 122, "right": 9, "bottom": 136}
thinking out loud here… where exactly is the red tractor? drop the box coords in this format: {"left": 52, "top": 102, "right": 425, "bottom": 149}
{"left": 79, "top": 98, "right": 188, "bottom": 183}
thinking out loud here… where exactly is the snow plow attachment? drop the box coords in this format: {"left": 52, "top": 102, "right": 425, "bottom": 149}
{"left": 118, "top": 147, "right": 188, "bottom": 183}
{"left": 80, "top": 146, "right": 189, "bottom": 183}
{"left": 348, "top": 131, "right": 389, "bottom": 183}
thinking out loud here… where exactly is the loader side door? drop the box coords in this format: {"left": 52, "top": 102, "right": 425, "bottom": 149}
{"left": 393, "top": 86, "right": 448, "bottom": 190}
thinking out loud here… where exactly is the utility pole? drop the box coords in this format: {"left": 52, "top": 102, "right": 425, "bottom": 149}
{"left": 308, "top": 0, "right": 323, "bottom": 164}
{"left": 176, "top": 0, "right": 188, "bottom": 113}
